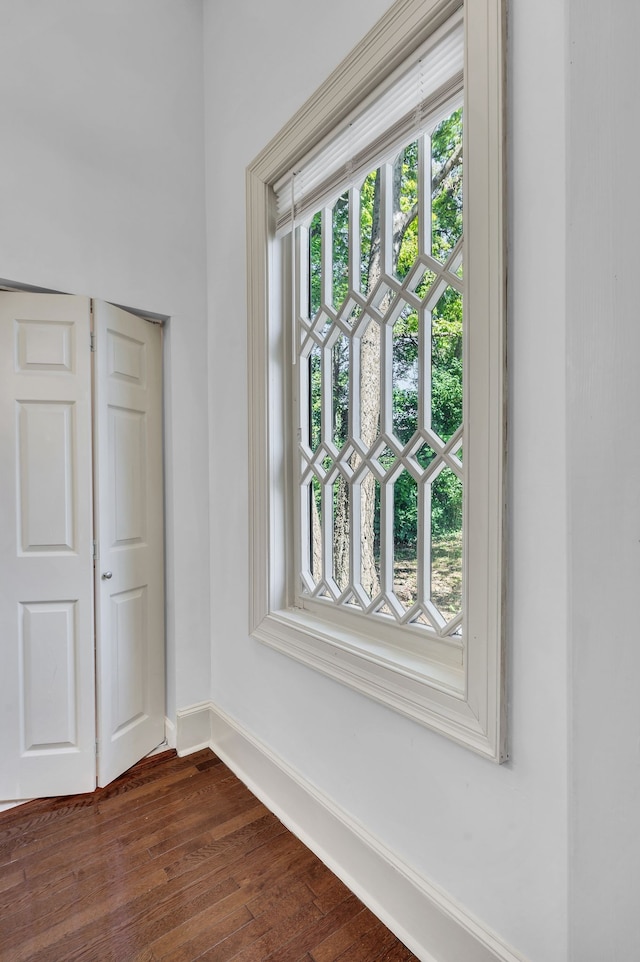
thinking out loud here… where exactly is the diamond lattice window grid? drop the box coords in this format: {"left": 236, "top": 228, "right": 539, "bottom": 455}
{"left": 295, "top": 126, "right": 464, "bottom": 637}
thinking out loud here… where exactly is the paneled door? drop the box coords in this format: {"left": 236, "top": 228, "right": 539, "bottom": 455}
{"left": 93, "top": 301, "right": 164, "bottom": 787}
{"left": 0, "top": 294, "right": 96, "bottom": 797}
{"left": 0, "top": 293, "right": 165, "bottom": 800}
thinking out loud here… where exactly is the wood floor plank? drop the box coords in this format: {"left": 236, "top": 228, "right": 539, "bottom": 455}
{"left": 309, "top": 907, "right": 384, "bottom": 962}
{"left": 156, "top": 905, "right": 255, "bottom": 962}
{"left": 152, "top": 840, "right": 338, "bottom": 962}
{"left": 246, "top": 876, "right": 317, "bottom": 920}
{"left": 161, "top": 811, "right": 287, "bottom": 881}
{"left": 333, "top": 921, "right": 398, "bottom": 962}
{"left": 0, "top": 865, "right": 25, "bottom": 893}
{"left": 149, "top": 901, "right": 252, "bottom": 960}
{"left": 0, "top": 750, "right": 418, "bottom": 962}
{"left": 261, "top": 894, "right": 363, "bottom": 962}
{"left": 374, "top": 941, "right": 420, "bottom": 961}
{"left": 304, "top": 871, "right": 353, "bottom": 916}
{"left": 221, "top": 900, "right": 325, "bottom": 962}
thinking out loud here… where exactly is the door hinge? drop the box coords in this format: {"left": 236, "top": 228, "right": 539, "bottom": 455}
{"left": 92, "top": 540, "right": 98, "bottom": 562}
{"left": 90, "top": 332, "right": 96, "bottom": 352}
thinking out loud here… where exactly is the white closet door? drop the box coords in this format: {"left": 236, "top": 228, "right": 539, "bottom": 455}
{"left": 93, "top": 300, "right": 165, "bottom": 787}
{"left": 0, "top": 294, "right": 96, "bottom": 798}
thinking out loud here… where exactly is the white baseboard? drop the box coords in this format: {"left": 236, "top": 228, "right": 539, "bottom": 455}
{"left": 175, "top": 701, "right": 212, "bottom": 755}
{"left": 175, "top": 701, "right": 527, "bottom": 962}
{"left": 0, "top": 798, "right": 33, "bottom": 814}
{"left": 164, "top": 715, "right": 177, "bottom": 749}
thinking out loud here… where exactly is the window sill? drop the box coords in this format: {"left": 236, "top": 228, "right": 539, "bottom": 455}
{"left": 252, "top": 607, "right": 497, "bottom": 758}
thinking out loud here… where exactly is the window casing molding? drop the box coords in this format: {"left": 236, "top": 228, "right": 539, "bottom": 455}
{"left": 247, "top": 0, "right": 506, "bottom": 761}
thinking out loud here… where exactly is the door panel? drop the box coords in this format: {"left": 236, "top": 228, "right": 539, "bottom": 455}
{"left": 111, "top": 586, "right": 147, "bottom": 731}
{"left": 20, "top": 601, "right": 79, "bottom": 748}
{"left": 18, "top": 401, "right": 76, "bottom": 551}
{"left": 94, "top": 300, "right": 165, "bottom": 788}
{"left": 110, "top": 406, "right": 146, "bottom": 544}
{"left": 0, "top": 294, "right": 95, "bottom": 799}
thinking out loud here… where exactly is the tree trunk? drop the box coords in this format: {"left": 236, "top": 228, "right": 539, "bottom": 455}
{"left": 355, "top": 170, "right": 383, "bottom": 600}
{"left": 328, "top": 138, "right": 462, "bottom": 605}
{"left": 311, "top": 484, "right": 323, "bottom": 585}
{"left": 332, "top": 162, "right": 422, "bottom": 602}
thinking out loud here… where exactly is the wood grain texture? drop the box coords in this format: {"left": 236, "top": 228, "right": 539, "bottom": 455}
{"left": 0, "top": 750, "right": 418, "bottom": 962}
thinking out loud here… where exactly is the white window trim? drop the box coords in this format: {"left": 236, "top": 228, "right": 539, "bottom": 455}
{"left": 247, "top": 0, "right": 507, "bottom": 761}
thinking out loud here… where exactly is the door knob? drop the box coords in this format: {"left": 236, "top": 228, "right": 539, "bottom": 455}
{"left": 102, "top": 571, "right": 113, "bottom": 580}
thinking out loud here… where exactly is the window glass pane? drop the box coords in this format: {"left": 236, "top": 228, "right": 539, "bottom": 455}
{"left": 392, "top": 304, "right": 418, "bottom": 446}
{"left": 332, "top": 476, "right": 350, "bottom": 592}
{"left": 431, "top": 287, "right": 462, "bottom": 443}
{"left": 360, "top": 170, "right": 379, "bottom": 297}
{"left": 431, "top": 108, "right": 463, "bottom": 263}
{"left": 309, "top": 210, "right": 322, "bottom": 318}
{"left": 411, "top": 266, "right": 437, "bottom": 301}
{"left": 309, "top": 344, "right": 322, "bottom": 451}
{"left": 393, "top": 469, "right": 418, "bottom": 611}
{"left": 392, "top": 141, "right": 419, "bottom": 282}
{"left": 332, "top": 334, "right": 349, "bottom": 450}
{"left": 414, "top": 439, "right": 436, "bottom": 470}
{"left": 430, "top": 467, "right": 462, "bottom": 620}
{"left": 359, "top": 318, "right": 380, "bottom": 447}
{"left": 360, "top": 471, "right": 380, "bottom": 601}
{"left": 332, "top": 192, "right": 349, "bottom": 311}
{"left": 310, "top": 475, "right": 323, "bottom": 586}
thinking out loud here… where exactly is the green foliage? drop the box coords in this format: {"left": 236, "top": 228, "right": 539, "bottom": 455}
{"left": 392, "top": 111, "right": 463, "bottom": 543}
{"left": 309, "top": 211, "right": 322, "bottom": 318}
{"left": 360, "top": 170, "right": 377, "bottom": 294}
{"left": 432, "top": 286, "right": 462, "bottom": 444}
{"left": 431, "top": 108, "right": 463, "bottom": 262}
{"left": 309, "top": 347, "right": 322, "bottom": 450}
{"left": 432, "top": 468, "right": 462, "bottom": 538}
{"left": 309, "top": 107, "right": 463, "bottom": 550}
{"left": 392, "top": 388, "right": 418, "bottom": 446}
{"left": 394, "top": 141, "right": 419, "bottom": 281}
{"left": 393, "top": 471, "right": 418, "bottom": 547}
{"left": 332, "top": 192, "right": 350, "bottom": 309}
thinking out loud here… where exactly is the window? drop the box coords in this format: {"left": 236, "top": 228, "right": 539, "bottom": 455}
{"left": 247, "top": 0, "right": 506, "bottom": 760}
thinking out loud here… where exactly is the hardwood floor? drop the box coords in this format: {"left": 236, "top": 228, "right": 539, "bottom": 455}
{"left": 0, "top": 749, "right": 418, "bottom": 962}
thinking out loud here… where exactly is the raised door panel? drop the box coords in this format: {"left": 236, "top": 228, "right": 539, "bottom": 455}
{"left": 16, "top": 319, "right": 75, "bottom": 373}
{"left": 109, "top": 407, "right": 146, "bottom": 546}
{"left": 17, "top": 401, "right": 76, "bottom": 553}
{"left": 20, "top": 601, "right": 79, "bottom": 750}
{"left": 107, "top": 329, "right": 146, "bottom": 386}
{"left": 111, "top": 586, "right": 147, "bottom": 733}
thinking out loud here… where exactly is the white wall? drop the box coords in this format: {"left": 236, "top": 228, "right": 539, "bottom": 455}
{"left": 0, "top": 0, "right": 211, "bottom": 718}
{"left": 204, "top": 1, "right": 568, "bottom": 959}
{"left": 567, "top": 1, "right": 640, "bottom": 957}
